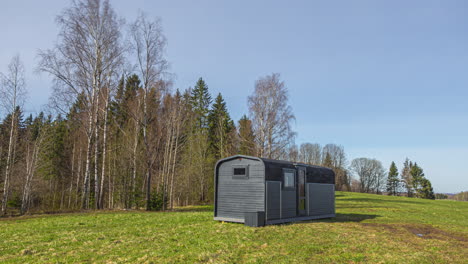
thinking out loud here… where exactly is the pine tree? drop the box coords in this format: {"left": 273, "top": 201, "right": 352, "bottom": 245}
{"left": 237, "top": 115, "right": 256, "bottom": 156}
{"left": 208, "top": 93, "right": 234, "bottom": 159}
{"left": 386, "top": 161, "right": 399, "bottom": 196}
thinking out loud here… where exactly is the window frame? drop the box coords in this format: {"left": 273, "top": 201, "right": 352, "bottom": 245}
{"left": 282, "top": 168, "right": 296, "bottom": 190}
{"left": 232, "top": 165, "right": 249, "bottom": 179}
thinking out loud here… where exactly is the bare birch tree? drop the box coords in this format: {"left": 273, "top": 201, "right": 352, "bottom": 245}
{"left": 130, "top": 12, "right": 169, "bottom": 210}
{"left": 299, "top": 143, "right": 322, "bottom": 165}
{"left": 351, "top": 157, "right": 386, "bottom": 193}
{"left": 0, "top": 55, "right": 27, "bottom": 215}
{"left": 248, "top": 73, "right": 295, "bottom": 159}
{"left": 37, "top": 0, "right": 124, "bottom": 209}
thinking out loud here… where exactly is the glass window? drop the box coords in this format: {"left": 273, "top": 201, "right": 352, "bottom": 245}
{"left": 233, "top": 168, "right": 246, "bottom": 175}
{"left": 284, "top": 171, "right": 295, "bottom": 189}
{"left": 232, "top": 165, "right": 248, "bottom": 179}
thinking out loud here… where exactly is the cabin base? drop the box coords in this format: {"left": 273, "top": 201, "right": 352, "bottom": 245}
{"left": 266, "top": 214, "right": 335, "bottom": 225}
{"left": 214, "top": 213, "right": 335, "bottom": 226}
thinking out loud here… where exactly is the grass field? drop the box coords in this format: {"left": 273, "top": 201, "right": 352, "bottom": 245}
{"left": 0, "top": 192, "right": 467, "bottom": 263}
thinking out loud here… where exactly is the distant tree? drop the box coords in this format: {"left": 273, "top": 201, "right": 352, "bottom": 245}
{"left": 287, "top": 144, "right": 299, "bottom": 162}
{"left": 451, "top": 191, "right": 468, "bottom": 201}
{"left": 322, "top": 153, "right": 333, "bottom": 168}
{"left": 237, "top": 115, "right": 256, "bottom": 156}
{"left": 409, "top": 163, "right": 424, "bottom": 197}
{"left": 248, "top": 73, "right": 295, "bottom": 159}
{"left": 419, "top": 178, "right": 435, "bottom": 199}
{"left": 322, "top": 144, "right": 349, "bottom": 191}
{"left": 298, "top": 143, "right": 322, "bottom": 165}
{"left": 435, "top": 193, "right": 448, "bottom": 199}
{"left": 409, "top": 163, "right": 434, "bottom": 199}
{"left": 401, "top": 158, "right": 413, "bottom": 197}
{"left": 351, "top": 157, "right": 386, "bottom": 194}
{"left": 386, "top": 162, "right": 399, "bottom": 196}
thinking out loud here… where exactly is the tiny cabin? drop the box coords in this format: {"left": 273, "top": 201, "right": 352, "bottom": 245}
{"left": 214, "top": 155, "right": 335, "bottom": 226}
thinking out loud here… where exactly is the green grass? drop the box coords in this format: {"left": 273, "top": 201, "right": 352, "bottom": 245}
{"left": 0, "top": 192, "right": 467, "bottom": 263}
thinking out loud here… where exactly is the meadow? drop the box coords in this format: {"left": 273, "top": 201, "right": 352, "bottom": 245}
{"left": 0, "top": 192, "right": 466, "bottom": 263}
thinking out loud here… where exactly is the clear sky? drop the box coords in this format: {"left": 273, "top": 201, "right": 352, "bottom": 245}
{"left": 1, "top": 0, "right": 467, "bottom": 193}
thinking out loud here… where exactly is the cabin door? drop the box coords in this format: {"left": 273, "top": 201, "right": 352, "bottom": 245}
{"left": 297, "top": 167, "right": 306, "bottom": 216}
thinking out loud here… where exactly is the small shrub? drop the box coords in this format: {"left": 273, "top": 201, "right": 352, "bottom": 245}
{"left": 148, "top": 192, "right": 167, "bottom": 211}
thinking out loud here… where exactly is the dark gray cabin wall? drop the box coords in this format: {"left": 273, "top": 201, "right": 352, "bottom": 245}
{"left": 266, "top": 182, "right": 297, "bottom": 220}
{"left": 281, "top": 189, "right": 296, "bottom": 218}
{"left": 216, "top": 157, "right": 265, "bottom": 220}
{"left": 266, "top": 182, "right": 281, "bottom": 220}
{"left": 307, "top": 183, "right": 335, "bottom": 216}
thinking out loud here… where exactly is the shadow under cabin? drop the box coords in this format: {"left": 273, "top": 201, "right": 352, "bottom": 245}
{"left": 214, "top": 155, "right": 335, "bottom": 227}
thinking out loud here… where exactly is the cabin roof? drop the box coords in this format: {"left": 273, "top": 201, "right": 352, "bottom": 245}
{"left": 216, "top": 155, "right": 334, "bottom": 173}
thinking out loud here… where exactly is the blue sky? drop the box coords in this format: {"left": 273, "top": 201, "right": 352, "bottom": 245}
{"left": 1, "top": 0, "right": 467, "bottom": 193}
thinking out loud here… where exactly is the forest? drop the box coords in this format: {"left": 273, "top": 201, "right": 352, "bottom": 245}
{"left": 0, "top": 0, "right": 448, "bottom": 216}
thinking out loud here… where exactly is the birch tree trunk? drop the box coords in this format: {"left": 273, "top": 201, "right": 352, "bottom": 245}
{"left": 99, "top": 90, "right": 110, "bottom": 209}
{"left": 1, "top": 55, "right": 26, "bottom": 215}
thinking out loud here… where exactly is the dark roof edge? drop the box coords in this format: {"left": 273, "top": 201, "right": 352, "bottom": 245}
{"left": 216, "top": 155, "right": 333, "bottom": 171}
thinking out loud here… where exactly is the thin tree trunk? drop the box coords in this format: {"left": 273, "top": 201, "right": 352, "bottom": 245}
{"left": 68, "top": 141, "right": 76, "bottom": 209}
{"left": 75, "top": 147, "right": 82, "bottom": 208}
{"left": 94, "top": 93, "right": 101, "bottom": 209}
{"left": 1, "top": 110, "right": 16, "bottom": 215}
{"left": 169, "top": 119, "right": 180, "bottom": 209}
{"left": 82, "top": 110, "right": 95, "bottom": 209}
{"left": 99, "top": 92, "right": 109, "bottom": 209}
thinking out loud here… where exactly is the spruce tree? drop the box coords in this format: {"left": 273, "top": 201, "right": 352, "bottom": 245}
{"left": 410, "top": 163, "right": 425, "bottom": 197}
{"left": 419, "top": 178, "right": 435, "bottom": 199}
{"left": 238, "top": 115, "right": 256, "bottom": 156}
{"left": 208, "top": 93, "right": 234, "bottom": 159}
{"left": 386, "top": 161, "right": 399, "bottom": 196}
{"left": 190, "top": 78, "right": 212, "bottom": 130}
{"left": 187, "top": 78, "right": 213, "bottom": 202}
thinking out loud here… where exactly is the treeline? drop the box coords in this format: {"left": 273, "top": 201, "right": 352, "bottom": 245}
{"left": 437, "top": 191, "right": 468, "bottom": 201}
{"left": 2, "top": 0, "right": 297, "bottom": 214}
{"left": 0, "top": 0, "right": 440, "bottom": 216}
{"left": 449, "top": 192, "right": 468, "bottom": 201}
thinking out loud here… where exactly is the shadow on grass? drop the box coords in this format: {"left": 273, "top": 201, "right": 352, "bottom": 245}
{"left": 305, "top": 213, "right": 380, "bottom": 223}
{"left": 340, "top": 198, "right": 423, "bottom": 204}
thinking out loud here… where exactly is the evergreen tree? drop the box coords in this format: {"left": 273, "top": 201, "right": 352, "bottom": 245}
{"left": 410, "top": 163, "right": 424, "bottom": 197}
{"left": 190, "top": 78, "right": 212, "bottom": 130}
{"left": 419, "top": 178, "right": 435, "bottom": 199}
{"left": 208, "top": 93, "right": 234, "bottom": 159}
{"left": 322, "top": 153, "right": 333, "bottom": 168}
{"left": 237, "top": 115, "right": 256, "bottom": 156}
{"left": 187, "top": 78, "right": 213, "bottom": 202}
{"left": 386, "top": 161, "right": 399, "bottom": 196}
{"left": 38, "top": 115, "right": 68, "bottom": 183}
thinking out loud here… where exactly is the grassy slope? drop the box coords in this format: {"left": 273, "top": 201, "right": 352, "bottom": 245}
{"left": 0, "top": 192, "right": 467, "bottom": 263}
